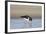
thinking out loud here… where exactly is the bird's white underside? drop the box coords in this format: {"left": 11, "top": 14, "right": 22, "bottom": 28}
{"left": 23, "top": 18, "right": 32, "bottom": 23}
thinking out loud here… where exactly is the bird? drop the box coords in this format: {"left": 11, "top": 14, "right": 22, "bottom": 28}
{"left": 20, "top": 15, "right": 32, "bottom": 22}
{"left": 20, "top": 15, "right": 32, "bottom": 28}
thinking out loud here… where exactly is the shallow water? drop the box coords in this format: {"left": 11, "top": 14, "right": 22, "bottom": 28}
{"left": 10, "top": 18, "right": 42, "bottom": 29}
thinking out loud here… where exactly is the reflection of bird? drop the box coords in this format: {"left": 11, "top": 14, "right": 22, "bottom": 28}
{"left": 20, "top": 15, "right": 32, "bottom": 28}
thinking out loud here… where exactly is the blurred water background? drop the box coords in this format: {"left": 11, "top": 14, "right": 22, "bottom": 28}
{"left": 10, "top": 18, "right": 42, "bottom": 29}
